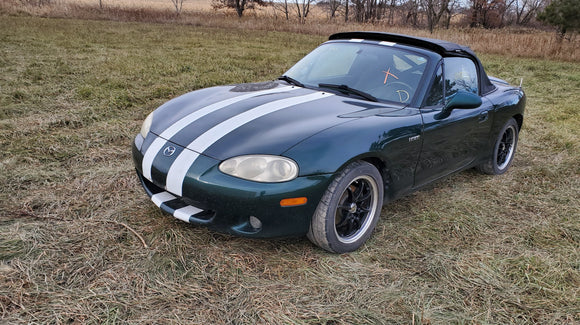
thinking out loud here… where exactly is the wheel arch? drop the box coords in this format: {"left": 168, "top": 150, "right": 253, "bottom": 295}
{"left": 328, "top": 154, "right": 397, "bottom": 203}
{"left": 513, "top": 113, "right": 523, "bottom": 131}
{"left": 360, "top": 156, "right": 392, "bottom": 199}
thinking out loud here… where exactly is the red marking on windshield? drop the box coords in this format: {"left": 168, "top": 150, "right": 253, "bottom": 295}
{"left": 382, "top": 67, "right": 399, "bottom": 84}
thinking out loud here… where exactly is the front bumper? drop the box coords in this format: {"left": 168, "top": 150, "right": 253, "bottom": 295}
{"left": 132, "top": 139, "right": 333, "bottom": 238}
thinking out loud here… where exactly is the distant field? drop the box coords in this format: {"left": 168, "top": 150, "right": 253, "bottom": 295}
{"left": 62, "top": 0, "right": 214, "bottom": 10}
{"left": 0, "top": 15, "right": 578, "bottom": 324}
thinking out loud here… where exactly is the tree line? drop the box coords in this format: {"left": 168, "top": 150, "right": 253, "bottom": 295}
{"left": 17, "top": 0, "right": 579, "bottom": 37}
{"left": 212, "top": 0, "right": 579, "bottom": 36}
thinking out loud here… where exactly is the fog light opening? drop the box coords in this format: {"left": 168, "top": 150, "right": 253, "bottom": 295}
{"left": 249, "top": 216, "right": 262, "bottom": 230}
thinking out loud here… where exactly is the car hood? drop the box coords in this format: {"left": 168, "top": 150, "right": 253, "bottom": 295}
{"left": 149, "top": 81, "right": 403, "bottom": 160}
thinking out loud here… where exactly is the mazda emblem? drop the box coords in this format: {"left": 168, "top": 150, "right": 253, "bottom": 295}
{"left": 163, "top": 146, "right": 176, "bottom": 157}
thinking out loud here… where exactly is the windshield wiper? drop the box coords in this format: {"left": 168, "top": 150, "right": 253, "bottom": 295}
{"left": 278, "top": 75, "right": 304, "bottom": 88}
{"left": 318, "top": 83, "right": 378, "bottom": 102}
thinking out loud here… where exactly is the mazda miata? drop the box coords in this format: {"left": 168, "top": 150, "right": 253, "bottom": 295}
{"left": 132, "top": 32, "right": 525, "bottom": 253}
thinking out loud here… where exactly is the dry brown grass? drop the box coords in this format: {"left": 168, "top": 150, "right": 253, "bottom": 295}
{"left": 2, "top": 0, "right": 579, "bottom": 62}
{"left": 0, "top": 12, "right": 578, "bottom": 325}
{"left": 71, "top": 0, "right": 214, "bottom": 11}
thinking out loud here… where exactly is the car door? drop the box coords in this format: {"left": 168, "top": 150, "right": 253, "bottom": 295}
{"left": 414, "top": 57, "right": 493, "bottom": 187}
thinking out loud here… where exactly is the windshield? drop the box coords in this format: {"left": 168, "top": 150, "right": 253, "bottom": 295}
{"left": 284, "top": 42, "right": 429, "bottom": 104}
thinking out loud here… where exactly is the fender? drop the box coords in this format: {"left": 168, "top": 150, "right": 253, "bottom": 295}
{"left": 283, "top": 108, "right": 423, "bottom": 200}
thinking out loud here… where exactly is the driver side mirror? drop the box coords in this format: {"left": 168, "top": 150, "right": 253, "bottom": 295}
{"left": 435, "top": 91, "right": 482, "bottom": 119}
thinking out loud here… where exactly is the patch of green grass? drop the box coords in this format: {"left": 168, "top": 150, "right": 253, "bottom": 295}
{"left": 0, "top": 15, "right": 578, "bottom": 324}
{"left": 0, "top": 238, "right": 27, "bottom": 260}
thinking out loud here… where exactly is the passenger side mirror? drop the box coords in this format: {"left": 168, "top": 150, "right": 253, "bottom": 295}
{"left": 444, "top": 91, "right": 482, "bottom": 111}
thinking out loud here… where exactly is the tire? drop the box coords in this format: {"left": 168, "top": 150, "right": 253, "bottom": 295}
{"left": 477, "top": 118, "right": 519, "bottom": 175}
{"left": 307, "top": 161, "right": 384, "bottom": 253}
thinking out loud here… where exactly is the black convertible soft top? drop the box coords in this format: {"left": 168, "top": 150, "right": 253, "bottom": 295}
{"left": 329, "top": 32, "right": 496, "bottom": 95}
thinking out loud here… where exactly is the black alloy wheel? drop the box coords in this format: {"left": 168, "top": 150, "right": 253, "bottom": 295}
{"left": 308, "top": 161, "right": 384, "bottom": 253}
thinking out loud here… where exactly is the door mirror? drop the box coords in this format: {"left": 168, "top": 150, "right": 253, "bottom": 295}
{"left": 444, "top": 91, "right": 482, "bottom": 111}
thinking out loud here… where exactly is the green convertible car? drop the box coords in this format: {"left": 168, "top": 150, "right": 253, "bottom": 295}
{"left": 133, "top": 32, "right": 525, "bottom": 253}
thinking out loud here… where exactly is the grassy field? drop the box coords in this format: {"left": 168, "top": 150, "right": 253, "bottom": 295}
{"left": 2, "top": 0, "right": 579, "bottom": 62}
{"left": 0, "top": 15, "right": 578, "bottom": 324}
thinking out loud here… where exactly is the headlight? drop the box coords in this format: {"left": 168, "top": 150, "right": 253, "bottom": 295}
{"left": 219, "top": 155, "right": 299, "bottom": 182}
{"left": 140, "top": 112, "right": 153, "bottom": 139}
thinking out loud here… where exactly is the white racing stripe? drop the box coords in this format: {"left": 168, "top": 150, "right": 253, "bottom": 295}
{"left": 379, "top": 41, "right": 396, "bottom": 46}
{"left": 150, "top": 191, "right": 203, "bottom": 223}
{"left": 141, "top": 86, "right": 294, "bottom": 180}
{"left": 165, "top": 91, "right": 333, "bottom": 196}
{"left": 174, "top": 206, "right": 203, "bottom": 223}
{"left": 151, "top": 191, "right": 176, "bottom": 207}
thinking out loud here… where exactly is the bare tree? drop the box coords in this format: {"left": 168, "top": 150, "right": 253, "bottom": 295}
{"left": 294, "top": 0, "right": 313, "bottom": 23}
{"left": 352, "top": 0, "right": 364, "bottom": 21}
{"left": 421, "top": 0, "right": 450, "bottom": 32}
{"left": 386, "top": 0, "right": 399, "bottom": 24}
{"left": 274, "top": 0, "right": 291, "bottom": 19}
{"left": 441, "top": 0, "right": 459, "bottom": 28}
{"left": 170, "top": 0, "right": 185, "bottom": 15}
{"left": 351, "top": 0, "right": 384, "bottom": 22}
{"left": 325, "top": 0, "right": 343, "bottom": 18}
{"left": 500, "top": 0, "right": 517, "bottom": 25}
{"left": 402, "top": 0, "right": 420, "bottom": 26}
{"left": 235, "top": 0, "right": 248, "bottom": 16}
{"left": 469, "top": 0, "right": 507, "bottom": 28}
{"left": 514, "top": 0, "right": 545, "bottom": 25}
{"left": 420, "top": 0, "right": 459, "bottom": 31}
{"left": 212, "top": 0, "right": 266, "bottom": 17}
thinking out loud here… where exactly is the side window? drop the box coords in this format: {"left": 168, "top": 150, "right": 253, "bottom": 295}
{"left": 444, "top": 57, "right": 479, "bottom": 97}
{"left": 425, "top": 64, "right": 444, "bottom": 107}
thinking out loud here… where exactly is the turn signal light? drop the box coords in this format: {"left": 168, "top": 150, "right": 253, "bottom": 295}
{"left": 280, "top": 197, "right": 307, "bottom": 207}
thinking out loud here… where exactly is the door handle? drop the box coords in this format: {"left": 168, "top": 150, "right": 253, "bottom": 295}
{"left": 478, "top": 111, "right": 489, "bottom": 123}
